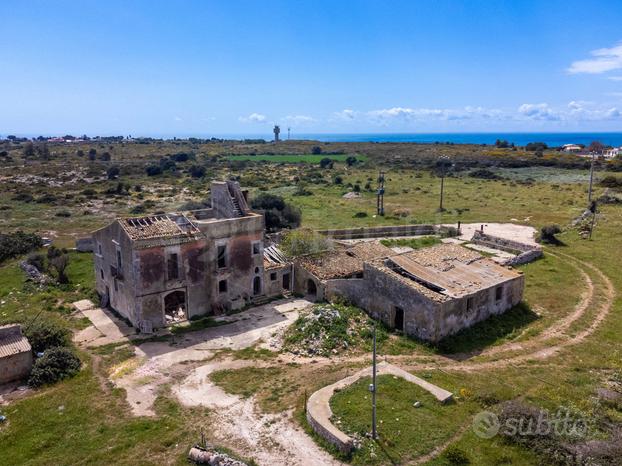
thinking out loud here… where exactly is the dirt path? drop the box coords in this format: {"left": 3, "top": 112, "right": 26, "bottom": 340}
{"left": 175, "top": 359, "right": 344, "bottom": 466}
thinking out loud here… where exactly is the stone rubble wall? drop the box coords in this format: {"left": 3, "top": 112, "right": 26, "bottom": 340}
{"left": 470, "top": 230, "right": 542, "bottom": 266}
{"left": 317, "top": 224, "right": 456, "bottom": 240}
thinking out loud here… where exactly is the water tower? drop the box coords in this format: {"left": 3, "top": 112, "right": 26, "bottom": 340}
{"left": 273, "top": 125, "right": 280, "bottom": 142}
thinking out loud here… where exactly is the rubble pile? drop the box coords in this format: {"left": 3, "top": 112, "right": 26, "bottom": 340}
{"left": 188, "top": 446, "right": 247, "bottom": 466}
{"left": 19, "top": 261, "right": 53, "bottom": 286}
{"left": 284, "top": 304, "right": 369, "bottom": 357}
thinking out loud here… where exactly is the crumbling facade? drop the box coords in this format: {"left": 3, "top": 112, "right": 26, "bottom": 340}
{"left": 92, "top": 181, "right": 290, "bottom": 331}
{"left": 298, "top": 243, "right": 525, "bottom": 342}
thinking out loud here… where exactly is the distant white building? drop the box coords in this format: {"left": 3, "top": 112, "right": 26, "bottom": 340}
{"left": 562, "top": 144, "right": 583, "bottom": 153}
{"left": 603, "top": 147, "right": 620, "bottom": 159}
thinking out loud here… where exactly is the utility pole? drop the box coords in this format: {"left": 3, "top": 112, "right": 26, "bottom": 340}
{"left": 588, "top": 152, "right": 595, "bottom": 203}
{"left": 438, "top": 155, "right": 450, "bottom": 212}
{"left": 377, "top": 171, "right": 385, "bottom": 216}
{"left": 370, "top": 322, "right": 377, "bottom": 440}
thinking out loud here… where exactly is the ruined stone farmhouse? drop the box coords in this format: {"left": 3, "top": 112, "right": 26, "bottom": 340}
{"left": 92, "top": 181, "right": 292, "bottom": 330}
{"left": 297, "top": 242, "right": 524, "bottom": 342}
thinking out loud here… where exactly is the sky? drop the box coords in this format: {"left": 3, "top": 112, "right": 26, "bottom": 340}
{"left": 2, "top": 0, "right": 622, "bottom": 137}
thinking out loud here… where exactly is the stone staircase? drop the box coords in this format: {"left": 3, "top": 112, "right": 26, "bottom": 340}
{"left": 230, "top": 196, "right": 243, "bottom": 217}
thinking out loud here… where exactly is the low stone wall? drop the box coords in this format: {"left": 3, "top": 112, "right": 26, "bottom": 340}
{"left": 318, "top": 224, "right": 456, "bottom": 240}
{"left": 306, "top": 362, "right": 453, "bottom": 455}
{"left": 471, "top": 230, "right": 542, "bottom": 266}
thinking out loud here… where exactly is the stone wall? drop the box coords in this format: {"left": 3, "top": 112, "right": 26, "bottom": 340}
{"left": 317, "top": 224, "right": 456, "bottom": 240}
{"left": 470, "top": 230, "right": 542, "bottom": 266}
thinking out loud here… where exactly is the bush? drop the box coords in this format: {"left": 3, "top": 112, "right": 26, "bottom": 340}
{"left": 443, "top": 446, "right": 470, "bottom": 465}
{"left": 251, "top": 193, "right": 302, "bottom": 231}
{"left": 319, "top": 157, "right": 333, "bottom": 169}
{"left": 106, "top": 165, "right": 120, "bottom": 179}
{"left": 280, "top": 228, "right": 331, "bottom": 257}
{"left": 28, "top": 346, "right": 81, "bottom": 387}
{"left": 525, "top": 142, "right": 548, "bottom": 152}
{"left": 311, "top": 146, "right": 322, "bottom": 155}
{"left": 539, "top": 224, "right": 562, "bottom": 244}
{"left": 333, "top": 175, "right": 343, "bottom": 185}
{"left": 146, "top": 165, "right": 163, "bottom": 176}
{"left": 0, "top": 231, "right": 43, "bottom": 263}
{"left": 345, "top": 156, "right": 357, "bottom": 166}
{"left": 600, "top": 175, "right": 622, "bottom": 189}
{"left": 188, "top": 165, "right": 206, "bottom": 178}
{"left": 27, "top": 253, "right": 46, "bottom": 272}
{"left": 23, "top": 319, "right": 70, "bottom": 353}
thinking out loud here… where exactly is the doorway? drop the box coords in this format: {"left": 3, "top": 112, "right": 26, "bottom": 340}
{"left": 164, "top": 290, "right": 187, "bottom": 324}
{"left": 282, "top": 273, "right": 291, "bottom": 290}
{"left": 394, "top": 306, "right": 404, "bottom": 332}
{"left": 306, "top": 279, "right": 317, "bottom": 297}
{"left": 253, "top": 276, "right": 262, "bottom": 296}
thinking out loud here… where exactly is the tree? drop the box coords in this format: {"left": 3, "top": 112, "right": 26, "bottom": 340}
{"left": 319, "top": 157, "right": 333, "bottom": 169}
{"left": 99, "top": 151, "right": 111, "bottom": 161}
{"left": 49, "top": 254, "right": 70, "bottom": 284}
{"left": 88, "top": 148, "right": 97, "bottom": 161}
{"left": 107, "top": 165, "right": 120, "bottom": 179}
{"left": 345, "top": 156, "right": 357, "bottom": 167}
{"left": 588, "top": 141, "right": 604, "bottom": 154}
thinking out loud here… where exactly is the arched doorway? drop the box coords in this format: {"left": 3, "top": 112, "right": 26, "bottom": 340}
{"left": 306, "top": 279, "right": 317, "bottom": 297}
{"left": 253, "top": 276, "right": 262, "bottom": 296}
{"left": 164, "top": 290, "right": 187, "bottom": 324}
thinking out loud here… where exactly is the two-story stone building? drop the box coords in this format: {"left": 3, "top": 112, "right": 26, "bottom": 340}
{"left": 92, "top": 181, "right": 289, "bottom": 331}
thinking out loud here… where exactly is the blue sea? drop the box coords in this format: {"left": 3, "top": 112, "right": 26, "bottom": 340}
{"left": 164, "top": 132, "right": 622, "bottom": 147}
{"left": 289, "top": 132, "right": 622, "bottom": 147}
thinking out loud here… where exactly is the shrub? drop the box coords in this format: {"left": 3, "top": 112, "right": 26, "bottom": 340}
{"left": 333, "top": 175, "right": 343, "bottom": 185}
{"left": 55, "top": 210, "right": 72, "bottom": 217}
{"left": 353, "top": 211, "right": 368, "bottom": 218}
{"left": 443, "top": 446, "right": 470, "bottom": 465}
{"left": 23, "top": 319, "right": 70, "bottom": 353}
{"left": 188, "top": 165, "right": 206, "bottom": 178}
{"left": 106, "top": 165, "right": 120, "bottom": 179}
{"left": 600, "top": 175, "right": 622, "bottom": 189}
{"left": 345, "top": 156, "right": 357, "bottom": 167}
{"left": 280, "top": 228, "right": 332, "bottom": 257}
{"left": 0, "top": 231, "right": 43, "bottom": 263}
{"left": 28, "top": 346, "right": 81, "bottom": 387}
{"left": 146, "top": 165, "right": 163, "bottom": 176}
{"left": 525, "top": 142, "right": 548, "bottom": 152}
{"left": 26, "top": 253, "right": 46, "bottom": 272}
{"left": 251, "top": 193, "right": 302, "bottom": 231}
{"left": 319, "top": 157, "right": 333, "bottom": 169}
{"left": 311, "top": 146, "right": 322, "bottom": 155}
{"left": 539, "top": 224, "right": 562, "bottom": 244}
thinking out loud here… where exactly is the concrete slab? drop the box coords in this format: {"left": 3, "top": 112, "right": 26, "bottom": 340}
{"left": 450, "top": 222, "right": 538, "bottom": 246}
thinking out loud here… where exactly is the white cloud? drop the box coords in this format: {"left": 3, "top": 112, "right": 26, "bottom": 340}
{"left": 518, "top": 103, "right": 561, "bottom": 121}
{"left": 282, "top": 114, "right": 315, "bottom": 124}
{"left": 568, "top": 42, "right": 622, "bottom": 74}
{"left": 608, "top": 76, "right": 622, "bottom": 81}
{"left": 333, "top": 109, "right": 357, "bottom": 120}
{"left": 173, "top": 116, "right": 183, "bottom": 121}
{"left": 239, "top": 112, "right": 267, "bottom": 123}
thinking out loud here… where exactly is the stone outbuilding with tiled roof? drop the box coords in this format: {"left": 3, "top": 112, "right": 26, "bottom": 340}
{"left": 323, "top": 243, "right": 524, "bottom": 342}
{"left": 0, "top": 324, "right": 33, "bottom": 384}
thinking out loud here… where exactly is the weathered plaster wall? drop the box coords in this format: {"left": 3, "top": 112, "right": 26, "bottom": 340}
{"left": 264, "top": 264, "right": 292, "bottom": 297}
{"left": 0, "top": 351, "right": 33, "bottom": 384}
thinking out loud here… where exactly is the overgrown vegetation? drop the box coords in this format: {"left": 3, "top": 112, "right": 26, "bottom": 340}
{"left": 380, "top": 235, "right": 442, "bottom": 250}
{"left": 0, "top": 231, "right": 42, "bottom": 263}
{"left": 28, "top": 346, "right": 82, "bottom": 387}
